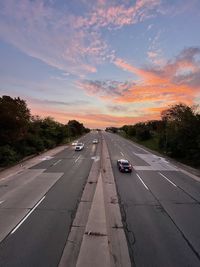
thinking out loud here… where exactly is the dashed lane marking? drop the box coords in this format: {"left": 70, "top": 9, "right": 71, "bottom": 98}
{"left": 11, "top": 196, "right": 46, "bottom": 234}
{"left": 75, "top": 155, "right": 81, "bottom": 163}
{"left": 136, "top": 173, "right": 149, "bottom": 190}
{"left": 53, "top": 159, "right": 62, "bottom": 166}
{"left": 159, "top": 172, "right": 177, "bottom": 187}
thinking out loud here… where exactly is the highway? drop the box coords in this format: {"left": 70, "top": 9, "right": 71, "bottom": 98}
{"left": 0, "top": 130, "right": 200, "bottom": 267}
{"left": 104, "top": 131, "right": 200, "bottom": 266}
{"left": 0, "top": 132, "right": 100, "bottom": 267}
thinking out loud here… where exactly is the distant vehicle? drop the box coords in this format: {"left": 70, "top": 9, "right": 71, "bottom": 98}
{"left": 92, "top": 139, "right": 98, "bottom": 144}
{"left": 117, "top": 159, "right": 132, "bottom": 173}
{"left": 72, "top": 140, "right": 79, "bottom": 146}
{"left": 75, "top": 143, "right": 84, "bottom": 151}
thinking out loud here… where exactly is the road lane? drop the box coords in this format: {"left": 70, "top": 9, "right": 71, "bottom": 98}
{"left": 104, "top": 131, "right": 200, "bottom": 266}
{"left": 138, "top": 171, "right": 195, "bottom": 203}
{"left": 0, "top": 132, "right": 100, "bottom": 267}
{"left": 161, "top": 171, "right": 200, "bottom": 201}
{"left": 0, "top": 171, "right": 63, "bottom": 242}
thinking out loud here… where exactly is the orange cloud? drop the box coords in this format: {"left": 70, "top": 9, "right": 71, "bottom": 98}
{"left": 113, "top": 53, "right": 198, "bottom": 107}
{"left": 30, "top": 106, "right": 159, "bottom": 128}
{"left": 114, "top": 58, "right": 166, "bottom": 85}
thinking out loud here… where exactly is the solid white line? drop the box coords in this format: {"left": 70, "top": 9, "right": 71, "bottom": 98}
{"left": 75, "top": 155, "right": 81, "bottom": 163}
{"left": 136, "top": 174, "right": 149, "bottom": 190}
{"left": 53, "top": 159, "right": 62, "bottom": 166}
{"left": 120, "top": 152, "right": 124, "bottom": 156}
{"left": 159, "top": 172, "right": 177, "bottom": 187}
{"left": 11, "top": 196, "right": 46, "bottom": 234}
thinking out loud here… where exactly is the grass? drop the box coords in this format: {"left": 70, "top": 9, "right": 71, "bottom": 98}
{"left": 119, "top": 132, "right": 161, "bottom": 153}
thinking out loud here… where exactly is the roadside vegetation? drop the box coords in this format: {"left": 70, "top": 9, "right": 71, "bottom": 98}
{"left": 0, "top": 95, "right": 90, "bottom": 167}
{"left": 106, "top": 103, "right": 200, "bottom": 168}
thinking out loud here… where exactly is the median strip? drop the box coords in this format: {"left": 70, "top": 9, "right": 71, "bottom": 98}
{"left": 76, "top": 173, "right": 110, "bottom": 267}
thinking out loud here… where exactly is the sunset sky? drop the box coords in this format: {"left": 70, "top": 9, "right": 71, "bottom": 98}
{"left": 0, "top": 0, "right": 200, "bottom": 128}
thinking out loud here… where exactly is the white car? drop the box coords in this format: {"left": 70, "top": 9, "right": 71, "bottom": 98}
{"left": 72, "top": 140, "right": 79, "bottom": 146}
{"left": 75, "top": 143, "right": 84, "bottom": 151}
{"left": 92, "top": 139, "right": 98, "bottom": 144}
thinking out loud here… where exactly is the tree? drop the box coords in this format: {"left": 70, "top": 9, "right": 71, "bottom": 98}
{"left": 0, "top": 95, "right": 31, "bottom": 145}
{"left": 134, "top": 122, "right": 151, "bottom": 141}
{"left": 160, "top": 103, "right": 200, "bottom": 163}
{"left": 67, "top": 120, "right": 85, "bottom": 136}
{"left": 161, "top": 103, "right": 197, "bottom": 123}
{"left": 105, "top": 127, "right": 118, "bottom": 133}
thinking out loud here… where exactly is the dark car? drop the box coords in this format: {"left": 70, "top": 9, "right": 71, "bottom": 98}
{"left": 117, "top": 159, "right": 132, "bottom": 173}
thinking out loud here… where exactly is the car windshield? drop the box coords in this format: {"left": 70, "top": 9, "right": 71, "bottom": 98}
{"left": 121, "top": 162, "right": 129, "bottom": 166}
{"left": 77, "top": 143, "right": 83, "bottom": 146}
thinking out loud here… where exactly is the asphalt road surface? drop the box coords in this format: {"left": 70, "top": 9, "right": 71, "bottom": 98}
{"left": 1, "top": 130, "right": 200, "bottom": 267}
{"left": 0, "top": 132, "right": 100, "bottom": 267}
{"left": 104, "top": 131, "right": 200, "bottom": 267}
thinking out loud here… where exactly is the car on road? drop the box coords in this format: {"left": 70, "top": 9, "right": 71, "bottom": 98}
{"left": 72, "top": 140, "right": 79, "bottom": 146}
{"left": 92, "top": 139, "right": 98, "bottom": 144}
{"left": 75, "top": 143, "right": 84, "bottom": 151}
{"left": 117, "top": 159, "right": 132, "bottom": 173}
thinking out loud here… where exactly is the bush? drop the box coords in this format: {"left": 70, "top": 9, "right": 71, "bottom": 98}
{"left": 136, "top": 128, "right": 151, "bottom": 141}
{"left": 0, "top": 145, "right": 19, "bottom": 166}
{"left": 43, "top": 138, "right": 56, "bottom": 149}
{"left": 26, "top": 134, "right": 45, "bottom": 152}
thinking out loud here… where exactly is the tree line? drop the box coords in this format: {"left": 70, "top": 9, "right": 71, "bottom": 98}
{"left": 106, "top": 103, "right": 200, "bottom": 168}
{"left": 0, "top": 95, "right": 90, "bottom": 166}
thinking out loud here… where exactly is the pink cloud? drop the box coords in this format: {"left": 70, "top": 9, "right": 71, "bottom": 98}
{"left": 0, "top": 1, "right": 107, "bottom": 76}
{"left": 75, "top": 0, "right": 161, "bottom": 30}
{"left": 0, "top": 0, "right": 162, "bottom": 77}
{"left": 31, "top": 106, "right": 159, "bottom": 128}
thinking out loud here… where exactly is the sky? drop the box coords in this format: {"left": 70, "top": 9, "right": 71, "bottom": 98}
{"left": 0, "top": 0, "right": 200, "bottom": 128}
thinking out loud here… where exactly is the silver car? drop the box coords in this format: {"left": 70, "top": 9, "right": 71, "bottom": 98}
{"left": 75, "top": 143, "right": 84, "bottom": 151}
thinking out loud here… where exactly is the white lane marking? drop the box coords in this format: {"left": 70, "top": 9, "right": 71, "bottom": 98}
{"left": 53, "top": 159, "right": 62, "bottom": 166}
{"left": 91, "top": 156, "right": 100, "bottom": 162}
{"left": 159, "top": 172, "right": 177, "bottom": 187}
{"left": 40, "top": 156, "right": 54, "bottom": 161}
{"left": 11, "top": 196, "right": 46, "bottom": 235}
{"left": 136, "top": 174, "right": 149, "bottom": 190}
{"left": 120, "top": 152, "right": 124, "bottom": 157}
{"left": 0, "top": 200, "right": 5, "bottom": 205}
{"left": 75, "top": 155, "right": 81, "bottom": 163}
